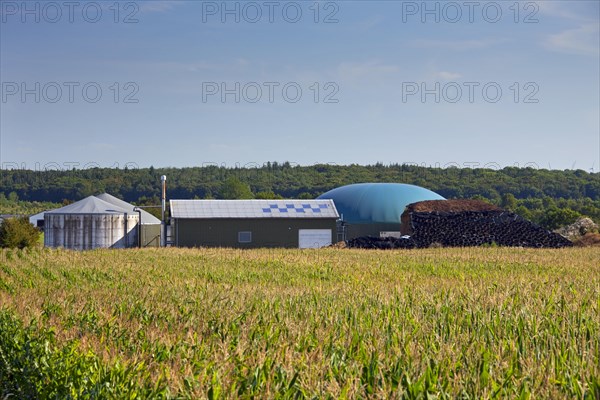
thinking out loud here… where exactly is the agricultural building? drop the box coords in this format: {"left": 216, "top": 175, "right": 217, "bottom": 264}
{"left": 44, "top": 195, "right": 139, "bottom": 250}
{"left": 317, "top": 183, "right": 445, "bottom": 239}
{"left": 29, "top": 210, "right": 47, "bottom": 229}
{"left": 170, "top": 199, "right": 339, "bottom": 248}
{"left": 95, "top": 193, "right": 161, "bottom": 247}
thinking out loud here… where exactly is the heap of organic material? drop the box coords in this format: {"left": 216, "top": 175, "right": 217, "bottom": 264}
{"left": 407, "top": 210, "right": 572, "bottom": 248}
{"left": 346, "top": 236, "right": 416, "bottom": 249}
{"left": 405, "top": 199, "right": 501, "bottom": 213}
{"left": 555, "top": 217, "right": 599, "bottom": 240}
{"left": 348, "top": 200, "right": 572, "bottom": 249}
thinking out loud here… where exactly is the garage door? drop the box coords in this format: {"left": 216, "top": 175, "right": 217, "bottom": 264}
{"left": 298, "top": 229, "right": 332, "bottom": 249}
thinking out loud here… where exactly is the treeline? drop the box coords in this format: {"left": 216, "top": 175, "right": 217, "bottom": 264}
{"left": 1, "top": 163, "right": 599, "bottom": 229}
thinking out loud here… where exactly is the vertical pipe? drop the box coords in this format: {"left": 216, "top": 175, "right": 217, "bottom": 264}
{"left": 124, "top": 212, "right": 128, "bottom": 248}
{"left": 161, "top": 175, "right": 167, "bottom": 246}
{"left": 134, "top": 208, "right": 142, "bottom": 248}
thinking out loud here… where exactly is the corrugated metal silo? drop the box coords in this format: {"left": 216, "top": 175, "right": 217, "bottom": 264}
{"left": 44, "top": 196, "right": 139, "bottom": 250}
{"left": 95, "top": 193, "right": 162, "bottom": 247}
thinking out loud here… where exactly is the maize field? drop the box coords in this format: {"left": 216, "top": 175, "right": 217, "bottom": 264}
{"left": 0, "top": 247, "right": 598, "bottom": 398}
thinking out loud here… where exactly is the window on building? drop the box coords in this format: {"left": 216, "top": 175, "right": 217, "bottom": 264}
{"left": 238, "top": 231, "right": 252, "bottom": 243}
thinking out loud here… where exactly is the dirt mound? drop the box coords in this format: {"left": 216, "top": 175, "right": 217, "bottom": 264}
{"left": 347, "top": 236, "right": 416, "bottom": 250}
{"left": 408, "top": 210, "right": 572, "bottom": 248}
{"left": 573, "top": 233, "right": 600, "bottom": 247}
{"left": 406, "top": 199, "right": 500, "bottom": 213}
{"left": 555, "top": 217, "right": 598, "bottom": 240}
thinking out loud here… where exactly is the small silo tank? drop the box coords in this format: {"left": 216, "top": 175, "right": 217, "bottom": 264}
{"left": 44, "top": 196, "right": 138, "bottom": 250}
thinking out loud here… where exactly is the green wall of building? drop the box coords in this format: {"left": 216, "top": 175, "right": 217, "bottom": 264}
{"left": 173, "top": 218, "right": 337, "bottom": 248}
{"left": 140, "top": 224, "right": 161, "bottom": 247}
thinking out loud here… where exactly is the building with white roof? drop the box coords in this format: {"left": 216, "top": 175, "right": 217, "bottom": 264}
{"left": 170, "top": 199, "right": 339, "bottom": 248}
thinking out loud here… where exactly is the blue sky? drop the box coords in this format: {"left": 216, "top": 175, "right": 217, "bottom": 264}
{"left": 1, "top": 0, "right": 599, "bottom": 170}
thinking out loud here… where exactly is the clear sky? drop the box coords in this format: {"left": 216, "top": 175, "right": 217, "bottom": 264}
{"left": 1, "top": 0, "right": 599, "bottom": 171}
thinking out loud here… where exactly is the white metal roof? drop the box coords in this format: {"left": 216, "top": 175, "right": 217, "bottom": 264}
{"left": 95, "top": 193, "right": 161, "bottom": 224}
{"left": 29, "top": 210, "right": 47, "bottom": 224}
{"left": 45, "top": 196, "right": 130, "bottom": 215}
{"left": 170, "top": 199, "right": 339, "bottom": 219}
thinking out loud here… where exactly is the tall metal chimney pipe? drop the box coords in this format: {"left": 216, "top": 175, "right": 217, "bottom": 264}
{"left": 161, "top": 175, "right": 167, "bottom": 246}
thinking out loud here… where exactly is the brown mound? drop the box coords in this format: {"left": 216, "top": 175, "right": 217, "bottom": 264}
{"left": 573, "top": 233, "right": 600, "bottom": 247}
{"left": 406, "top": 199, "right": 501, "bottom": 213}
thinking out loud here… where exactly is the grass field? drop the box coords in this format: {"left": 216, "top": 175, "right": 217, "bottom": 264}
{"left": 0, "top": 247, "right": 598, "bottom": 398}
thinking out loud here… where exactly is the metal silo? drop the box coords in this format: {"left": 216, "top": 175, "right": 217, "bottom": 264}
{"left": 95, "top": 193, "right": 161, "bottom": 247}
{"left": 44, "top": 196, "right": 139, "bottom": 250}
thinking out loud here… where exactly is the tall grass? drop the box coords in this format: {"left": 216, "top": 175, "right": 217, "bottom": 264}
{"left": 0, "top": 247, "right": 598, "bottom": 398}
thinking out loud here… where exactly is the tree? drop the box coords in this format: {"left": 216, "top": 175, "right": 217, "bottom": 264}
{"left": 0, "top": 217, "right": 41, "bottom": 249}
{"left": 515, "top": 205, "right": 532, "bottom": 221}
{"left": 219, "top": 177, "right": 254, "bottom": 199}
{"left": 501, "top": 193, "right": 517, "bottom": 211}
{"left": 541, "top": 207, "right": 582, "bottom": 230}
{"left": 470, "top": 194, "right": 492, "bottom": 204}
{"left": 255, "top": 191, "right": 283, "bottom": 199}
{"left": 298, "top": 192, "right": 313, "bottom": 199}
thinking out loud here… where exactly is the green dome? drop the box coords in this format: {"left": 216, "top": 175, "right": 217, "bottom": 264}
{"left": 317, "top": 183, "right": 445, "bottom": 224}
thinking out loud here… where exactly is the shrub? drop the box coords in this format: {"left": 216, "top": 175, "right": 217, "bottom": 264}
{"left": 0, "top": 217, "right": 41, "bottom": 249}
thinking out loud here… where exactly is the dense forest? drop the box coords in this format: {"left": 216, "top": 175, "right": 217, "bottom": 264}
{"left": 1, "top": 163, "right": 599, "bottom": 229}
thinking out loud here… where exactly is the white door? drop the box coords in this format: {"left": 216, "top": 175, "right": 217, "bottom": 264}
{"left": 298, "top": 229, "right": 332, "bottom": 249}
